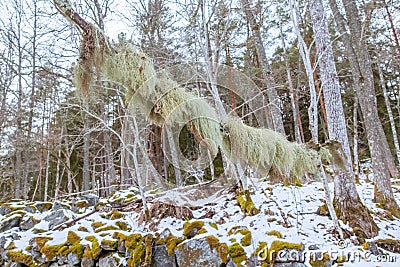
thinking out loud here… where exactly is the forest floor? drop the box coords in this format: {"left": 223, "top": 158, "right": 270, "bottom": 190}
{"left": 1, "top": 163, "right": 400, "bottom": 266}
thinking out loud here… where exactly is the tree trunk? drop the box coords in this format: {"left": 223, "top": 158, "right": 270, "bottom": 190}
{"left": 241, "top": 0, "right": 285, "bottom": 134}
{"left": 277, "top": 5, "right": 302, "bottom": 143}
{"left": 83, "top": 114, "right": 91, "bottom": 192}
{"left": 290, "top": 0, "right": 318, "bottom": 143}
{"left": 104, "top": 131, "right": 117, "bottom": 194}
{"left": 353, "top": 97, "right": 360, "bottom": 183}
{"left": 338, "top": 0, "right": 399, "bottom": 217}
{"left": 309, "top": 0, "right": 378, "bottom": 237}
{"left": 378, "top": 64, "right": 400, "bottom": 165}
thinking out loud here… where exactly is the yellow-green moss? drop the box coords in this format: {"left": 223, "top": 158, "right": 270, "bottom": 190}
{"left": 183, "top": 220, "right": 206, "bottom": 238}
{"left": 7, "top": 204, "right": 25, "bottom": 211}
{"left": 144, "top": 234, "right": 153, "bottom": 264}
{"left": 353, "top": 227, "right": 366, "bottom": 243}
{"left": 228, "top": 227, "right": 252, "bottom": 247}
{"left": 66, "top": 231, "right": 81, "bottom": 245}
{"left": 6, "top": 250, "right": 35, "bottom": 266}
{"left": 266, "top": 230, "right": 283, "bottom": 238}
{"left": 110, "top": 211, "right": 124, "bottom": 220}
{"left": 206, "top": 235, "right": 228, "bottom": 263}
{"left": 115, "top": 221, "right": 131, "bottom": 231}
{"left": 309, "top": 253, "right": 330, "bottom": 267}
{"left": 32, "top": 228, "right": 46, "bottom": 233}
{"left": 237, "top": 189, "right": 259, "bottom": 215}
{"left": 209, "top": 222, "right": 218, "bottom": 230}
{"left": 120, "top": 233, "right": 153, "bottom": 266}
{"left": 253, "top": 241, "right": 267, "bottom": 259}
{"left": 78, "top": 226, "right": 89, "bottom": 232}
{"left": 75, "top": 200, "right": 89, "bottom": 209}
{"left": 228, "top": 242, "right": 247, "bottom": 266}
{"left": 5, "top": 210, "right": 26, "bottom": 218}
{"left": 269, "top": 240, "right": 304, "bottom": 263}
{"left": 94, "top": 225, "right": 119, "bottom": 233}
{"left": 205, "top": 235, "right": 219, "bottom": 249}
{"left": 91, "top": 221, "right": 106, "bottom": 229}
{"left": 165, "top": 235, "right": 184, "bottom": 255}
{"left": 217, "top": 243, "right": 229, "bottom": 263}
{"left": 40, "top": 243, "right": 66, "bottom": 260}
{"left": 336, "top": 255, "right": 347, "bottom": 266}
{"left": 101, "top": 239, "right": 118, "bottom": 248}
{"left": 35, "top": 236, "right": 53, "bottom": 250}
{"left": 6, "top": 242, "right": 16, "bottom": 250}
{"left": 85, "top": 236, "right": 102, "bottom": 259}
{"left": 62, "top": 243, "right": 84, "bottom": 260}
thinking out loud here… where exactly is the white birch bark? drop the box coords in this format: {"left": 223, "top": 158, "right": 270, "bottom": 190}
{"left": 289, "top": 0, "right": 318, "bottom": 143}
{"left": 378, "top": 65, "right": 400, "bottom": 165}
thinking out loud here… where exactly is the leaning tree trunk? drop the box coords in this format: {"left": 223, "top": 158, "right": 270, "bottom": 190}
{"left": 309, "top": 0, "right": 378, "bottom": 237}
{"left": 53, "top": 0, "right": 341, "bottom": 210}
{"left": 240, "top": 0, "right": 285, "bottom": 134}
{"left": 335, "top": 0, "right": 399, "bottom": 217}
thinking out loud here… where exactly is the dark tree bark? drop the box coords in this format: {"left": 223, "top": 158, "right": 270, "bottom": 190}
{"left": 309, "top": 0, "right": 378, "bottom": 237}
{"left": 240, "top": 0, "right": 285, "bottom": 134}
{"left": 329, "top": 0, "right": 400, "bottom": 217}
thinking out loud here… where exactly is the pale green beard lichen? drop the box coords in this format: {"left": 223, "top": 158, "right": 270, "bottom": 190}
{"left": 221, "top": 116, "right": 319, "bottom": 178}
{"left": 73, "top": 26, "right": 326, "bottom": 180}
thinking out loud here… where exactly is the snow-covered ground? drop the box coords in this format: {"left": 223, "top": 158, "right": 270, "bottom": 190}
{"left": 1, "top": 166, "right": 399, "bottom": 266}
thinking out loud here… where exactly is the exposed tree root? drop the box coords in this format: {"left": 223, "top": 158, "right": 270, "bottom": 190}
{"left": 334, "top": 196, "right": 379, "bottom": 239}
{"left": 373, "top": 189, "right": 400, "bottom": 218}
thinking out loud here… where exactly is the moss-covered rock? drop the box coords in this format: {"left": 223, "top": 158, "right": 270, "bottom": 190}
{"left": 228, "top": 226, "right": 252, "bottom": 247}
{"left": 228, "top": 242, "right": 247, "bottom": 266}
{"left": 101, "top": 239, "right": 118, "bottom": 250}
{"left": 6, "top": 250, "right": 36, "bottom": 266}
{"left": 309, "top": 252, "right": 331, "bottom": 267}
{"left": 94, "top": 225, "right": 119, "bottom": 233}
{"left": 268, "top": 240, "right": 304, "bottom": 264}
{"left": 175, "top": 237, "right": 226, "bottom": 267}
{"left": 113, "top": 232, "right": 153, "bottom": 266}
{"left": 237, "top": 189, "right": 259, "bottom": 215}
{"left": 266, "top": 230, "right": 283, "bottom": 238}
{"left": 115, "top": 221, "right": 131, "bottom": 231}
{"left": 183, "top": 220, "right": 206, "bottom": 238}
{"left": 85, "top": 236, "right": 102, "bottom": 260}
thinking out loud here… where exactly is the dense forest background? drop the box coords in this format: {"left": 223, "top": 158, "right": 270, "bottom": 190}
{"left": 0, "top": 0, "right": 399, "bottom": 205}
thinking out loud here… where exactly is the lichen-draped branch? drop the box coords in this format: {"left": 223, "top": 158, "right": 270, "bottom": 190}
{"left": 54, "top": 0, "right": 338, "bottom": 179}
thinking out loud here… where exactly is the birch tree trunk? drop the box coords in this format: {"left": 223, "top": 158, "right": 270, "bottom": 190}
{"left": 240, "top": 0, "right": 285, "bottom": 134}
{"left": 331, "top": 0, "right": 399, "bottom": 217}
{"left": 289, "top": 0, "right": 318, "bottom": 143}
{"left": 378, "top": 65, "right": 400, "bottom": 165}
{"left": 309, "top": 0, "right": 378, "bottom": 237}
